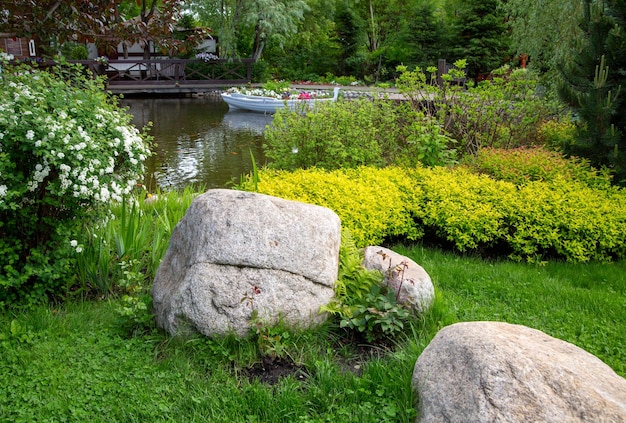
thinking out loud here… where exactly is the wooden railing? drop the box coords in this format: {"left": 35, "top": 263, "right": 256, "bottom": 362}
{"left": 69, "top": 58, "right": 254, "bottom": 86}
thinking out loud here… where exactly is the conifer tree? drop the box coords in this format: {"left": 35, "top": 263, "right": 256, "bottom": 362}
{"left": 451, "top": 0, "right": 510, "bottom": 81}
{"left": 559, "top": 0, "right": 626, "bottom": 183}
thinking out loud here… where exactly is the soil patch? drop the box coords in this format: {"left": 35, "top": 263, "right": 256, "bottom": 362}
{"left": 243, "top": 356, "right": 308, "bottom": 385}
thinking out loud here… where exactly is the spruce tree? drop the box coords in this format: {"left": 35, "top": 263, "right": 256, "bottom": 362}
{"left": 452, "top": 0, "right": 510, "bottom": 81}
{"left": 559, "top": 0, "right": 626, "bottom": 183}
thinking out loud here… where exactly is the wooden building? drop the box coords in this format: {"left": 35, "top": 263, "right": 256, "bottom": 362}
{"left": 0, "top": 34, "right": 38, "bottom": 59}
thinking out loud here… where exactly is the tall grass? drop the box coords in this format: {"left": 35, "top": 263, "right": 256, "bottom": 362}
{"left": 1, "top": 245, "right": 623, "bottom": 421}
{"left": 74, "top": 187, "right": 200, "bottom": 297}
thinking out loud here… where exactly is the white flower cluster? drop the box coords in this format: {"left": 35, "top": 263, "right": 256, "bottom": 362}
{"left": 0, "top": 52, "right": 15, "bottom": 62}
{"left": 196, "top": 52, "right": 219, "bottom": 62}
{"left": 0, "top": 76, "right": 151, "bottom": 208}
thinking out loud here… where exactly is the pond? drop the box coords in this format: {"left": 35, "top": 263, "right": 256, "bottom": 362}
{"left": 122, "top": 95, "right": 271, "bottom": 192}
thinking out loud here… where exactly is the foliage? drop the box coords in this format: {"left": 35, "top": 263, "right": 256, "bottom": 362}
{"left": 60, "top": 43, "right": 89, "bottom": 60}
{"left": 0, "top": 60, "right": 151, "bottom": 305}
{"left": 264, "top": 99, "right": 383, "bottom": 170}
{"left": 188, "top": 0, "right": 309, "bottom": 60}
{"left": 263, "top": 0, "right": 341, "bottom": 82}
{"left": 1, "top": 0, "right": 123, "bottom": 56}
{"left": 503, "top": 0, "right": 583, "bottom": 87}
{"left": 464, "top": 147, "right": 614, "bottom": 189}
{"left": 321, "top": 230, "right": 413, "bottom": 343}
{"left": 322, "top": 230, "right": 384, "bottom": 316}
{"left": 74, "top": 188, "right": 198, "bottom": 296}
{"left": 1, "top": 1, "right": 201, "bottom": 59}
{"left": 339, "top": 284, "right": 412, "bottom": 343}
{"left": 264, "top": 97, "right": 457, "bottom": 171}
{"left": 249, "top": 310, "right": 293, "bottom": 359}
{"left": 536, "top": 118, "right": 577, "bottom": 151}
{"left": 246, "top": 165, "right": 626, "bottom": 262}
{"left": 396, "top": 62, "right": 559, "bottom": 157}
{"left": 559, "top": 0, "right": 626, "bottom": 184}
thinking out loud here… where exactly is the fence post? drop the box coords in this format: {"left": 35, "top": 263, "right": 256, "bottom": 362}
{"left": 437, "top": 59, "right": 447, "bottom": 86}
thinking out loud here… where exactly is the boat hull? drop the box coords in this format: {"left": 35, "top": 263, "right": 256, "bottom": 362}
{"left": 221, "top": 87, "right": 340, "bottom": 113}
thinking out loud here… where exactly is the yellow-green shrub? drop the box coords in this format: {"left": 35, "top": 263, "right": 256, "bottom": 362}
{"left": 507, "top": 179, "right": 626, "bottom": 262}
{"left": 251, "top": 166, "right": 424, "bottom": 247}
{"left": 417, "top": 167, "right": 517, "bottom": 252}
{"left": 244, "top": 166, "right": 626, "bottom": 262}
{"left": 464, "top": 147, "right": 613, "bottom": 188}
{"left": 537, "top": 118, "right": 576, "bottom": 150}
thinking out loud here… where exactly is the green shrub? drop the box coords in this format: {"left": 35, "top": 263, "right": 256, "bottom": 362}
{"left": 464, "top": 147, "right": 613, "bottom": 189}
{"left": 264, "top": 99, "right": 456, "bottom": 171}
{"left": 321, "top": 230, "right": 413, "bottom": 342}
{"left": 265, "top": 99, "right": 385, "bottom": 170}
{"left": 0, "top": 60, "right": 151, "bottom": 305}
{"left": 396, "top": 63, "right": 561, "bottom": 157}
{"left": 60, "top": 43, "right": 89, "bottom": 60}
{"left": 537, "top": 118, "right": 577, "bottom": 151}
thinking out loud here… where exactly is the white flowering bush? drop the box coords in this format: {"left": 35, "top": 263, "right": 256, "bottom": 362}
{"left": 0, "top": 57, "right": 151, "bottom": 305}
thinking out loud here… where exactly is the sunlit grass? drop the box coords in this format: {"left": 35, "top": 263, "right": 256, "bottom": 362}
{"left": 1, "top": 245, "right": 623, "bottom": 421}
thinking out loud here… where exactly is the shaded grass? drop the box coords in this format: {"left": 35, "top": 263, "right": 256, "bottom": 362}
{"left": 1, "top": 246, "right": 624, "bottom": 422}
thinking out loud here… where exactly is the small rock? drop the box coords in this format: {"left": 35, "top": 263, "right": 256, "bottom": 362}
{"left": 362, "top": 246, "right": 435, "bottom": 314}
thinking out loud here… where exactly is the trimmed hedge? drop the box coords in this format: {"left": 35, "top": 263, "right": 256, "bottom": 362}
{"left": 245, "top": 166, "right": 626, "bottom": 262}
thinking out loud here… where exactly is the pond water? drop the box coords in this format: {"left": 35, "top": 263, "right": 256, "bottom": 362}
{"left": 122, "top": 95, "right": 271, "bottom": 192}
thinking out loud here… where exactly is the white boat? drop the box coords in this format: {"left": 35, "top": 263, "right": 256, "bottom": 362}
{"left": 221, "top": 87, "right": 340, "bottom": 113}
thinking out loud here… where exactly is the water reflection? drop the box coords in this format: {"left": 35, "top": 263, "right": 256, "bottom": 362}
{"left": 121, "top": 96, "right": 271, "bottom": 191}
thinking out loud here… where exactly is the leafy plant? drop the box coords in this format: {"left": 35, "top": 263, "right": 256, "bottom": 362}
{"left": 339, "top": 285, "right": 411, "bottom": 343}
{"left": 322, "top": 230, "right": 413, "bottom": 343}
{"left": 464, "top": 146, "right": 613, "bottom": 188}
{"left": 74, "top": 187, "right": 198, "bottom": 300}
{"left": 0, "top": 59, "right": 151, "bottom": 305}
{"left": 249, "top": 310, "right": 292, "bottom": 359}
{"left": 115, "top": 259, "right": 154, "bottom": 334}
{"left": 264, "top": 97, "right": 457, "bottom": 171}
{"left": 395, "top": 62, "right": 561, "bottom": 158}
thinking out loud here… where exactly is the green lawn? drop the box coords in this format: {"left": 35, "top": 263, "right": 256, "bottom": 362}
{"left": 1, "top": 246, "right": 624, "bottom": 422}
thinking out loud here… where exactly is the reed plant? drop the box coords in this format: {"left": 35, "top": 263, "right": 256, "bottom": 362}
{"left": 74, "top": 187, "right": 200, "bottom": 298}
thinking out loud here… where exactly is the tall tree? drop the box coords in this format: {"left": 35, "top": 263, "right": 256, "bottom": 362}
{"left": 334, "top": 0, "right": 367, "bottom": 76}
{"left": 0, "top": 0, "right": 122, "bottom": 56}
{"left": 503, "top": 0, "right": 583, "bottom": 85}
{"left": 450, "top": 0, "right": 510, "bottom": 81}
{"left": 188, "top": 0, "right": 308, "bottom": 60}
{"left": 263, "top": 0, "right": 340, "bottom": 80}
{"left": 559, "top": 0, "right": 626, "bottom": 183}
{"left": 400, "top": 0, "right": 452, "bottom": 69}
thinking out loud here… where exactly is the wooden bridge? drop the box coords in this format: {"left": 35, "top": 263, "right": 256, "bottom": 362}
{"left": 70, "top": 58, "right": 255, "bottom": 95}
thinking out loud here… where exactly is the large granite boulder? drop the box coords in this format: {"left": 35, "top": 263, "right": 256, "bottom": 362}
{"left": 152, "top": 189, "right": 341, "bottom": 336}
{"left": 413, "top": 321, "right": 626, "bottom": 422}
{"left": 362, "top": 246, "right": 434, "bottom": 314}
